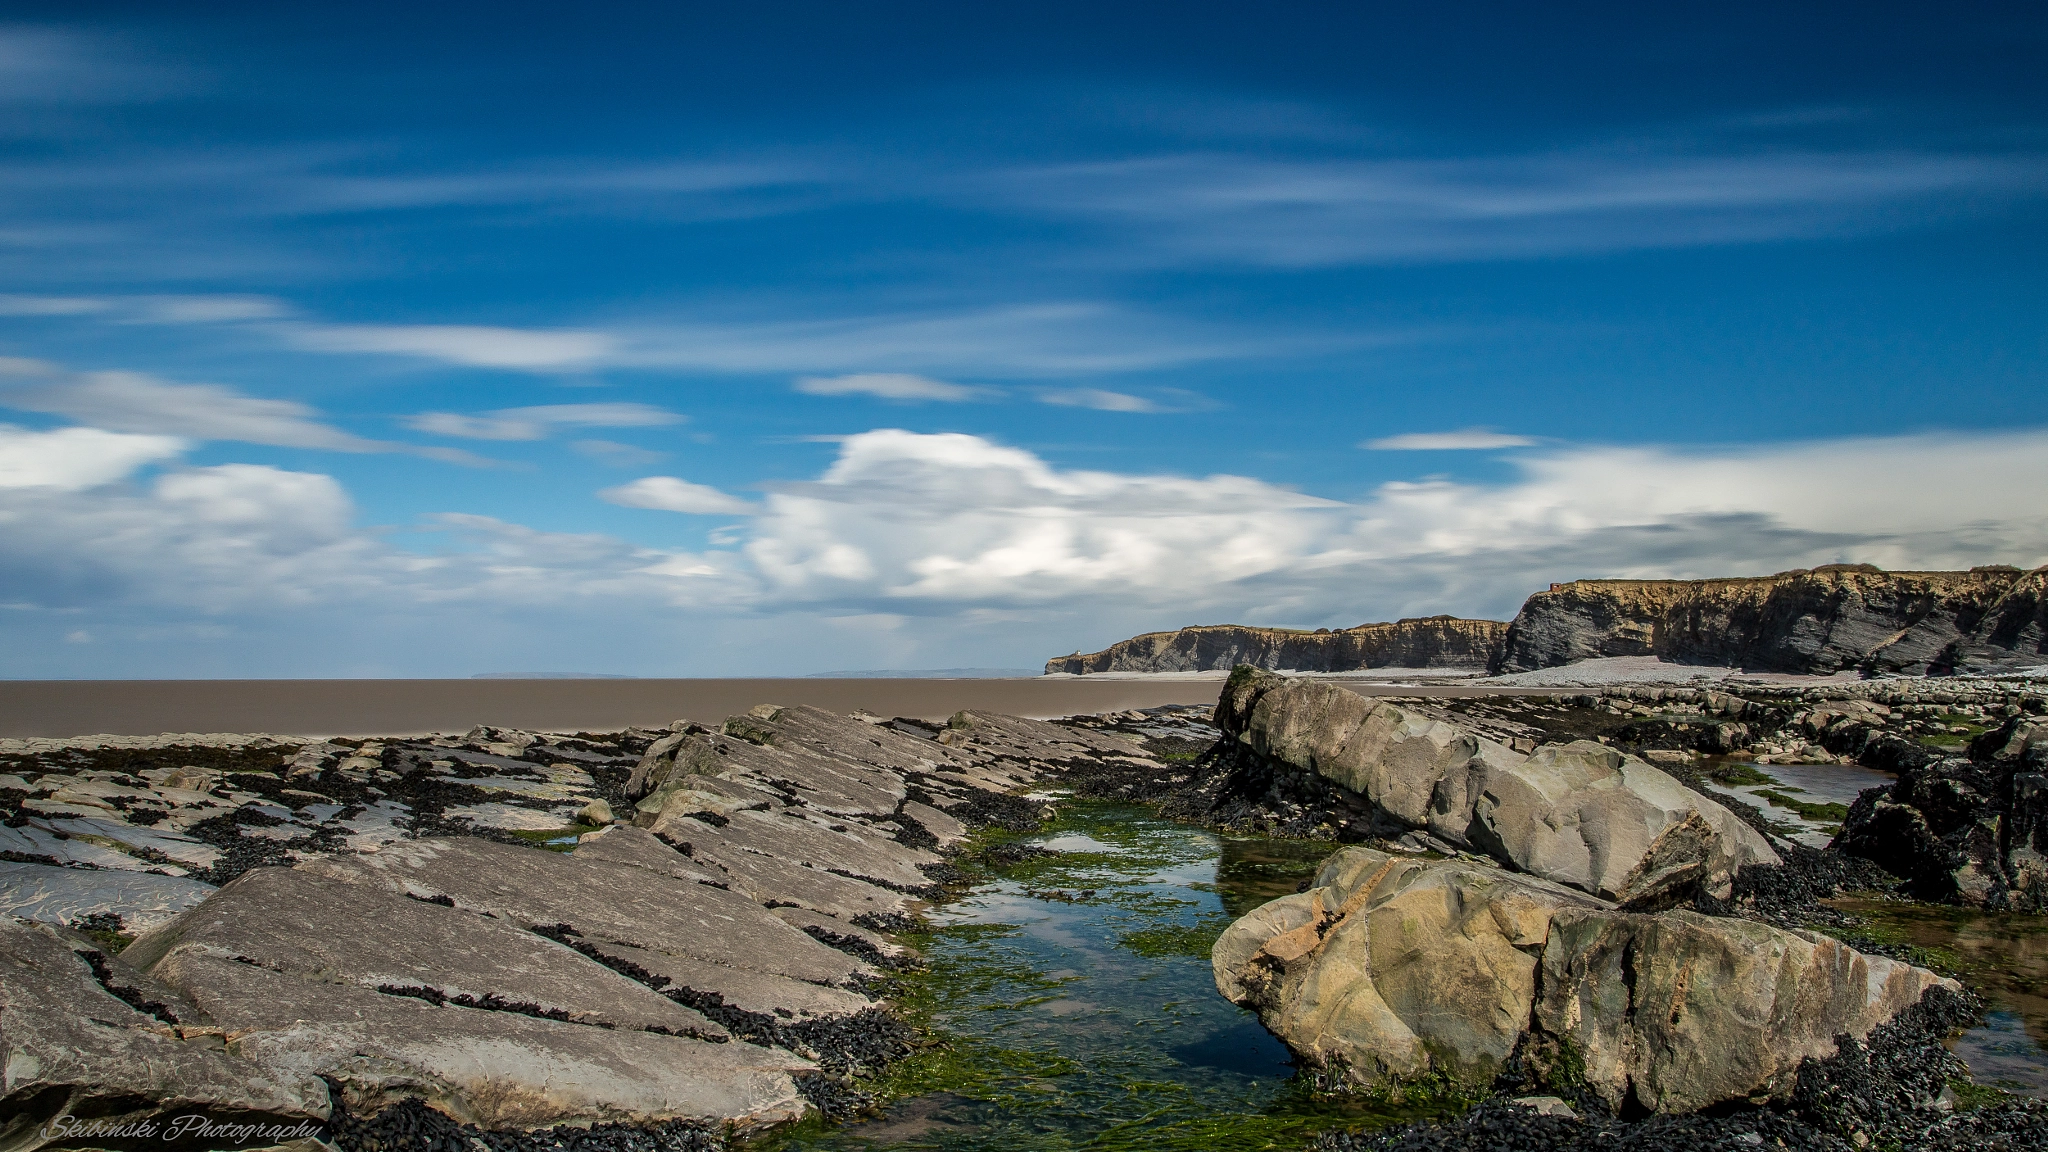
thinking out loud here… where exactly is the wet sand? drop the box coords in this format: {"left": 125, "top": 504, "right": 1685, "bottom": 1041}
{"left": 0, "top": 677, "right": 1569, "bottom": 739}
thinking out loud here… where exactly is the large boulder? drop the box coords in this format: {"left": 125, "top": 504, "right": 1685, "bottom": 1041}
{"left": 1470, "top": 739, "right": 1775, "bottom": 904}
{"left": 1535, "top": 907, "right": 1957, "bottom": 1113}
{"left": 1214, "top": 847, "right": 1609, "bottom": 1086}
{"left": 1214, "top": 847, "right": 1955, "bottom": 1112}
{"left": 1216, "top": 670, "right": 1777, "bottom": 904}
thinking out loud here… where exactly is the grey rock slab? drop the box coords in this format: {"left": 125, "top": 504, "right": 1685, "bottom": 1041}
{"left": 899, "top": 801, "right": 968, "bottom": 848}
{"left": 154, "top": 949, "right": 809, "bottom": 1132}
{"left": 586, "top": 941, "right": 877, "bottom": 1023}
{"left": 123, "top": 867, "right": 726, "bottom": 1040}
{"left": 1471, "top": 740, "right": 1779, "bottom": 903}
{"left": 770, "top": 906, "right": 913, "bottom": 963}
{"left": 651, "top": 804, "right": 936, "bottom": 891}
{"left": 0, "top": 860, "right": 216, "bottom": 933}
{"left": 440, "top": 801, "right": 584, "bottom": 832}
{"left": 0, "top": 823, "right": 170, "bottom": 872}
{"left": 0, "top": 918, "right": 330, "bottom": 1149}
{"left": 298, "top": 836, "right": 864, "bottom": 987}
{"left": 571, "top": 824, "right": 744, "bottom": 890}
{"left": 647, "top": 733, "right": 905, "bottom": 819}
{"left": 666, "top": 820, "right": 914, "bottom": 922}
{"left": 752, "top": 705, "right": 952, "bottom": 777}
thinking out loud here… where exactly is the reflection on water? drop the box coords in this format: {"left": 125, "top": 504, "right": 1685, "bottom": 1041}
{"left": 1701, "top": 758, "right": 1896, "bottom": 848}
{"left": 760, "top": 803, "right": 1404, "bottom": 1151}
{"left": 1829, "top": 896, "right": 2048, "bottom": 1096}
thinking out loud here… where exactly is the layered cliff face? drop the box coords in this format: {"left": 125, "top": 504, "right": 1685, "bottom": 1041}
{"left": 1496, "top": 564, "right": 2048, "bottom": 675}
{"left": 1045, "top": 615, "right": 1509, "bottom": 675}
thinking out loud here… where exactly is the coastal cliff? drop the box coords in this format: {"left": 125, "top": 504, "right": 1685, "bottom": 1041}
{"left": 1496, "top": 563, "right": 2048, "bottom": 675}
{"left": 1045, "top": 616, "right": 1509, "bottom": 675}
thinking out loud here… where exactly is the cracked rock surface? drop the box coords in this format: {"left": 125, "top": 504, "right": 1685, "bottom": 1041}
{"left": 0, "top": 703, "right": 1167, "bottom": 1145}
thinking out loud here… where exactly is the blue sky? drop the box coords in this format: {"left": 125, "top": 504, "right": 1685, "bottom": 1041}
{"left": 2, "top": 2, "right": 2045, "bottom": 677}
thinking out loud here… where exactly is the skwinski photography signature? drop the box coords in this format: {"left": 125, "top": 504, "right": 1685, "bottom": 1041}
{"left": 38, "top": 1113, "right": 327, "bottom": 1146}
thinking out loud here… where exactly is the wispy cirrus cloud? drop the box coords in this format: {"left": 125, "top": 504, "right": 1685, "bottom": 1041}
{"left": 795, "top": 373, "right": 995, "bottom": 402}
{"left": 1364, "top": 428, "right": 1537, "bottom": 450}
{"left": 0, "top": 356, "right": 490, "bottom": 464}
{"left": 980, "top": 147, "right": 2046, "bottom": 267}
{"left": 285, "top": 322, "right": 618, "bottom": 370}
{"left": 0, "top": 358, "right": 387, "bottom": 452}
{"left": 404, "top": 403, "right": 684, "bottom": 441}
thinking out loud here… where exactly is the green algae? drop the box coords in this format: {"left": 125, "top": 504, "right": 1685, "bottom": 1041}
{"left": 754, "top": 800, "right": 1438, "bottom": 1151}
{"left": 1751, "top": 789, "right": 1850, "bottom": 823}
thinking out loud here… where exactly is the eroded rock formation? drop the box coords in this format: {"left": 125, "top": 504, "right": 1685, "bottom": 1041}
{"left": 1834, "top": 712, "right": 2048, "bottom": 908}
{"left": 1496, "top": 563, "right": 2048, "bottom": 675}
{"left": 1045, "top": 616, "right": 1509, "bottom": 675}
{"left": 1215, "top": 668, "right": 1778, "bottom": 905}
{"left": 1214, "top": 845, "right": 1955, "bottom": 1113}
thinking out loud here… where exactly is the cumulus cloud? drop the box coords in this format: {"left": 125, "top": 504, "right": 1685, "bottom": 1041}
{"left": 0, "top": 424, "right": 185, "bottom": 489}
{"left": 795, "top": 373, "right": 994, "bottom": 402}
{"left": 1364, "top": 428, "right": 1538, "bottom": 450}
{"left": 601, "top": 476, "right": 757, "bottom": 515}
{"left": 738, "top": 427, "right": 2048, "bottom": 624}
{"left": 6, "top": 424, "right": 2045, "bottom": 673}
{"left": 744, "top": 430, "right": 1342, "bottom": 605}
{"left": 405, "top": 403, "right": 684, "bottom": 441}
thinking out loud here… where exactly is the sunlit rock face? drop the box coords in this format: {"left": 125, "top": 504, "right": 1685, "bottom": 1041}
{"left": 1214, "top": 847, "right": 1956, "bottom": 1113}
{"left": 1496, "top": 563, "right": 2048, "bottom": 676}
{"left": 1046, "top": 616, "right": 1510, "bottom": 675}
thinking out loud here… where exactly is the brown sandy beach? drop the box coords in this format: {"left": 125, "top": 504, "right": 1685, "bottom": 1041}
{"left": 0, "top": 676, "right": 1580, "bottom": 739}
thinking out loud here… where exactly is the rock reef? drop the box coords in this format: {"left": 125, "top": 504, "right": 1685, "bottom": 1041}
{"left": 0, "top": 704, "right": 1161, "bottom": 1148}
{"left": 1046, "top": 616, "right": 1509, "bottom": 675}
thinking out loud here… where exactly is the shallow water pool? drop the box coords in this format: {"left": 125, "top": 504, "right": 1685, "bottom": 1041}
{"left": 1829, "top": 896, "right": 2048, "bottom": 1096}
{"left": 757, "top": 802, "right": 1433, "bottom": 1151}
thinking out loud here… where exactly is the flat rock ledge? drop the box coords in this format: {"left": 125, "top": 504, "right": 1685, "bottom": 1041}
{"left": 0, "top": 703, "right": 1163, "bottom": 1148}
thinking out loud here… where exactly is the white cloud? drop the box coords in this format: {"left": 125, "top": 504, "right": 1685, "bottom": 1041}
{"left": 405, "top": 403, "right": 684, "bottom": 441}
{"left": 572, "top": 439, "right": 668, "bottom": 466}
{"left": 0, "top": 360, "right": 390, "bottom": 452}
{"left": 989, "top": 147, "right": 2047, "bottom": 267}
{"left": 0, "top": 424, "right": 185, "bottom": 489}
{"left": 737, "top": 427, "right": 2048, "bottom": 624}
{"left": 126, "top": 295, "right": 290, "bottom": 324}
{"left": 744, "top": 430, "right": 1342, "bottom": 605}
{"left": 286, "top": 324, "right": 617, "bottom": 370}
{"left": 1364, "top": 428, "right": 1538, "bottom": 450}
{"left": 795, "top": 373, "right": 994, "bottom": 402}
{"left": 600, "top": 476, "right": 757, "bottom": 515}
{"left": 5, "top": 424, "right": 2044, "bottom": 675}
{"left": 1034, "top": 388, "right": 1160, "bottom": 413}
{"left": 0, "top": 294, "right": 111, "bottom": 316}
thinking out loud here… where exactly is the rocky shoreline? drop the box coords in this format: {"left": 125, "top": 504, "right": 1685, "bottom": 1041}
{"left": 0, "top": 704, "right": 1174, "bottom": 1149}
{"left": 7, "top": 677, "right": 2048, "bottom": 1150}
